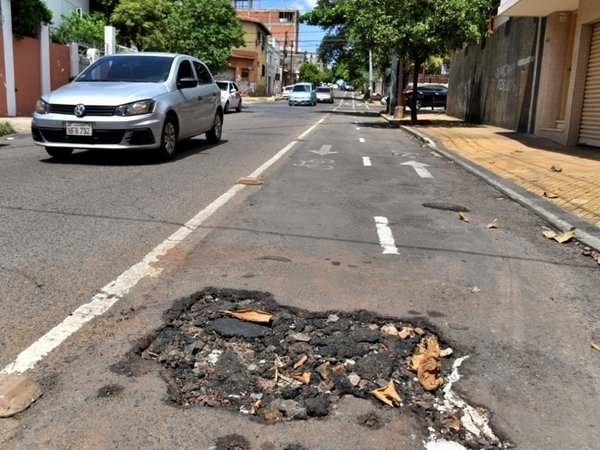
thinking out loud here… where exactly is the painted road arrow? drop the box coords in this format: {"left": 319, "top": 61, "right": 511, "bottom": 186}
{"left": 310, "top": 145, "right": 338, "bottom": 156}
{"left": 401, "top": 160, "right": 433, "bottom": 178}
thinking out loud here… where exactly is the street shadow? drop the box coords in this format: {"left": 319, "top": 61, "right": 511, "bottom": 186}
{"left": 495, "top": 131, "right": 600, "bottom": 162}
{"left": 41, "top": 138, "right": 226, "bottom": 166}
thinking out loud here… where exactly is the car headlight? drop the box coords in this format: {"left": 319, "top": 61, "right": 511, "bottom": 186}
{"left": 114, "top": 100, "right": 156, "bottom": 116}
{"left": 35, "top": 99, "right": 49, "bottom": 114}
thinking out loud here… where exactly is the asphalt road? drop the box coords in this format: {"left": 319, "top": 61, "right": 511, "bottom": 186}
{"left": 1, "top": 91, "right": 599, "bottom": 449}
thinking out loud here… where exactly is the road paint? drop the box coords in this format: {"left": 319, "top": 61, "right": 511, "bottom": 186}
{"left": 2, "top": 116, "right": 327, "bottom": 375}
{"left": 293, "top": 159, "right": 335, "bottom": 170}
{"left": 359, "top": 138, "right": 365, "bottom": 143}
{"left": 363, "top": 157, "right": 372, "bottom": 166}
{"left": 356, "top": 127, "right": 361, "bottom": 130}
{"left": 401, "top": 160, "right": 433, "bottom": 178}
{"left": 310, "top": 144, "right": 337, "bottom": 156}
{"left": 374, "top": 216, "right": 399, "bottom": 255}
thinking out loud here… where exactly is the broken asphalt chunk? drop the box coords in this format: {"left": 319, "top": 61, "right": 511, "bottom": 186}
{"left": 0, "top": 374, "right": 42, "bottom": 418}
{"left": 209, "top": 317, "right": 269, "bottom": 338}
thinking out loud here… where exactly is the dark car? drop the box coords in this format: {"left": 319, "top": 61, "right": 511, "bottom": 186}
{"left": 404, "top": 84, "right": 447, "bottom": 110}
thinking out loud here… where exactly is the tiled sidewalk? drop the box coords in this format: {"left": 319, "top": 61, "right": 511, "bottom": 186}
{"left": 410, "top": 115, "right": 600, "bottom": 229}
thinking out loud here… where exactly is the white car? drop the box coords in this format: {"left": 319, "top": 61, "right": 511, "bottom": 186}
{"left": 282, "top": 85, "right": 293, "bottom": 99}
{"left": 216, "top": 80, "right": 242, "bottom": 113}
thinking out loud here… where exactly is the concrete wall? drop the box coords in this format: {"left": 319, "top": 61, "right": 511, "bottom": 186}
{"left": 447, "top": 17, "right": 541, "bottom": 132}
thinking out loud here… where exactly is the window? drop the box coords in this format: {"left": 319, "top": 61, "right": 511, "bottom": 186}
{"left": 262, "top": 64, "right": 265, "bottom": 77}
{"left": 279, "top": 12, "right": 294, "bottom": 22}
{"left": 241, "top": 68, "right": 249, "bottom": 80}
{"left": 193, "top": 61, "right": 212, "bottom": 84}
{"left": 177, "top": 60, "right": 194, "bottom": 81}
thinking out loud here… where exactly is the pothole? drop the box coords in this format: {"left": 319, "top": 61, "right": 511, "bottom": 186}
{"left": 115, "top": 288, "right": 507, "bottom": 448}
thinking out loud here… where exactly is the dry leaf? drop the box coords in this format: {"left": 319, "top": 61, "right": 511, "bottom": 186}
{"left": 440, "top": 347, "right": 453, "bottom": 357}
{"left": 398, "top": 327, "right": 413, "bottom": 339}
{"left": 250, "top": 399, "right": 262, "bottom": 415}
{"left": 333, "top": 364, "right": 347, "bottom": 373}
{"left": 382, "top": 324, "right": 399, "bottom": 336}
{"left": 486, "top": 218, "right": 499, "bottom": 229}
{"left": 292, "top": 371, "right": 311, "bottom": 385}
{"left": 417, "top": 355, "right": 444, "bottom": 391}
{"left": 458, "top": 212, "right": 470, "bottom": 222}
{"left": 554, "top": 230, "right": 574, "bottom": 244}
{"left": 550, "top": 165, "right": 562, "bottom": 172}
{"left": 543, "top": 230, "right": 558, "bottom": 239}
{"left": 543, "top": 191, "right": 559, "bottom": 199}
{"left": 293, "top": 355, "right": 308, "bottom": 369}
{"left": 369, "top": 380, "right": 401, "bottom": 407}
{"left": 237, "top": 177, "right": 263, "bottom": 185}
{"left": 414, "top": 327, "right": 425, "bottom": 336}
{"left": 222, "top": 308, "right": 272, "bottom": 324}
{"left": 592, "top": 343, "right": 600, "bottom": 352}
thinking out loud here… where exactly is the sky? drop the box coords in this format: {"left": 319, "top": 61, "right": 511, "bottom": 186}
{"left": 239, "top": 0, "right": 327, "bottom": 53}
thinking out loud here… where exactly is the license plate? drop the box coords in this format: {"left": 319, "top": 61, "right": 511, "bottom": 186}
{"left": 66, "top": 122, "right": 92, "bottom": 136}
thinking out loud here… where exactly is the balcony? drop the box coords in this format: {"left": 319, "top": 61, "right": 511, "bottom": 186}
{"left": 498, "top": 0, "right": 578, "bottom": 16}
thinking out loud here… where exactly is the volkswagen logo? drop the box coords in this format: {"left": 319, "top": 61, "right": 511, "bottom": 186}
{"left": 74, "top": 104, "right": 86, "bottom": 117}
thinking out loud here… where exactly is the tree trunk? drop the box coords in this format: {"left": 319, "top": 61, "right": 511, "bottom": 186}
{"left": 410, "top": 57, "right": 422, "bottom": 123}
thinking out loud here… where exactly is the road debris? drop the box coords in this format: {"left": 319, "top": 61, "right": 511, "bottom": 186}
{"left": 486, "top": 218, "right": 499, "bottom": 229}
{"left": 0, "top": 374, "right": 42, "bottom": 418}
{"left": 543, "top": 229, "right": 574, "bottom": 244}
{"left": 592, "top": 343, "right": 600, "bottom": 352}
{"left": 237, "top": 177, "right": 263, "bottom": 185}
{"left": 543, "top": 191, "right": 559, "bottom": 199}
{"left": 114, "top": 288, "right": 505, "bottom": 448}
{"left": 222, "top": 308, "right": 272, "bottom": 324}
{"left": 550, "top": 165, "right": 562, "bottom": 172}
{"left": 458, "top": 212, "right": 469, "bottom": 222}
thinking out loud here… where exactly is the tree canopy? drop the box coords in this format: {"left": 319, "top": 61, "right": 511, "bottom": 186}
{"left": 53, "top": 10, "right": 107, "bottom": 48}
{"left": 11, "top": 0, "right": 52, "bottom": 38}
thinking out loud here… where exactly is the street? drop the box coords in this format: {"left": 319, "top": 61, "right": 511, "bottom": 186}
{"left": 1, "top": 91, "right": 599, "bottom": 449}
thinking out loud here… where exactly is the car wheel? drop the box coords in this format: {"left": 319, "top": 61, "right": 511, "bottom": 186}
{"left": 206, "top": 111, "right": 222, "bottom": 143}
{"left": 223, "top": 101, "right": 229, "bottom": 114}
{"left": 158, "top": 117, "right": 177, "bottom": 161}
{"left": 236, "top": 100, "right": 242, "bottom": 112}
{"left": 45, "top": 147, "right": 73, "bottom": 160}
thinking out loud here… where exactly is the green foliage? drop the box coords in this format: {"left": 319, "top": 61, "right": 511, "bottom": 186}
{"left": 53, "top": 11, "right": 107, "bottom": 47}
{"left": 90, "top": 0, "right": 120, "bottom": 20}
{"left": 0, "top": 121, "right": 16, "bottom": 136}
{"left": 165, "top": 0, "right": 244, "bottom": 73}
{"left": 299, "top": 63, "right": 323, "bottom": 84}
{"left": 110, "top": 0, "right": 173, "bottom": 51}
{"left": 11, "top": 0, "right": 52, "bottom": 38}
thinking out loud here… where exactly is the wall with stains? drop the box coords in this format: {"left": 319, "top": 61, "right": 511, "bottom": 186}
{"left": 447, "top": 17, "right": 540, "bottom": 132}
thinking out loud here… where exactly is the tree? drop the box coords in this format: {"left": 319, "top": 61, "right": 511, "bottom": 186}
{"left": 90, "top": 0, "right": 120, "bottom": 20}
{"left": 165, "top": 0, "right": 244, "bottom": 73}
{"left": 53, "top": 11, "right": 107, "bottom": 48}
{"left": 110, "top": 0, "right": 173, "bottom": 51}
{"left": 299, "top": 63, "right": 323, "bottom": 84}
{"left": 303, "top": 0, "right": 492, "bottom": 121}
{"left": 11, "top": 0, "right": 52, "bottom": 38}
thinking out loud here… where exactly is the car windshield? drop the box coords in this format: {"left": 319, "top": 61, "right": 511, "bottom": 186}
{"left": 216, "top": 82, "right": 229, "bottom": 91}
{"left": 316, "top": 87, "right": 331, "bottom": 93}
{"left": 293, "top": 84, "right": 311, "bottom": 92}
{"left": 76, "top": 55, "right": 174, "bottom": 83}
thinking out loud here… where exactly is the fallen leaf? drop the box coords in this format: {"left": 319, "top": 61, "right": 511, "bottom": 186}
{"left": 237, "top": 177, "right": 263, "bottom": 185}
{"left": 292, "top": 371, "right": 311, "bottom": 385}
{"left": 458, "top": 212, "right": 470, "bottom": 222}
{"left": 543, "top": 191, "right": 559, "bottom": 199}
{"left": 382, "top": 324, "right": 399, "bottom": 336}
{"left": 440, "top": 347, "right": 453, "bottom": 357}
{"left": 414, "top": 327, "right": 425, "bottom": 336}
{"left": 592, "top": 343, "right": 600, "bottom": 352}
{"left": 222, "top": 308, "right": 272, "bottom": 324}
{"left": 333, "top": 364, "right": 347, "bottom": 373}
{"left": 441, "top": 416, "right": 462, "bottom": 431}
{"left": 398, "top": 327, "right": 413, "bottom": 339}
{"left": 410, "top": 335, "right": 444, "bottom": 391}
{"left": 250, "top": 399, "right": 262, "bottom": 415}
{"left": 543, "top": 230, "right": 558, "bottom": 239}
{"left": 550, "top": 165, "right": 562, "bottom": 172}
{"left": 369, "top": 380, "right": 401, "bottom": 407}
{"left": 554, "top": 230, "right": 574, "bottom": 243}
{"left": 293, "top": 355, "right": 308, "bottom": 369}
{"left": 486, "top": 218, "right": 499, "bottom": 229}
{"left": 472, "top": 286, "right": 481, "bottom": 293}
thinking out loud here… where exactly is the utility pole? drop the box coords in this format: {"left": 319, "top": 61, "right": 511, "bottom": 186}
{"left": 290, "top": 43, "right": 294, "bottom": 84}
{"left": 283, "top": 32, "right": 288, "bottom": 87}
{"left": 368, "top": 48, "right": 373, "bottom": 102}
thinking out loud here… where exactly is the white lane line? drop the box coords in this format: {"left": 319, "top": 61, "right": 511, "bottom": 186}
{"left": 363, "top": 157, "right": 372, "bottom": 166}
{"left": 374, "top": 216, "right": 399, "bottom": 255}
{"left": 364, "top": 103, "right": 370, "bottom": 109}
{"left": 359, "top": 138, "right": 365, "bottom": 143}
{"left": 401, "top": 160, "right": 433, "bottom": 179}
{"left": 2, "top": 117, "right": 326, "bottom": 375}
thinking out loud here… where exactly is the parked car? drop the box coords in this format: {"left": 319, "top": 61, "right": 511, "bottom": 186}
{"left": 282, "top": 85, "right": 294, "bottom": 99}
{"left": 216, "top": 80, "right": 242, "bottom": 113}
{"left": 288, "top": 82, "right": 317, "bottom": 106}
{"left": 32, "top": 52, "right": 223, "bottom": 161}
{"left": 344, "top": 84, "right": 355, "bottom": 91}
{"left": 404, "top": 83, "right": 448, "bottom": 110}
{"left": 316, "top": 86, "right": 335, "bottom": 103}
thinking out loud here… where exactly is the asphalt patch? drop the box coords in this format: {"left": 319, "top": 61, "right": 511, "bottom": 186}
{"left": 115, "top": 288, "right": 504, "bottom": 448}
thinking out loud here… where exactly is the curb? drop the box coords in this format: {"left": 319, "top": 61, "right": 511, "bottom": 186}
{"left": 382, "top": 115, "right": 600, "bottom": 253}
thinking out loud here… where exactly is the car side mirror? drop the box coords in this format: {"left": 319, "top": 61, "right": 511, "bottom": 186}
{"left": 230, "top": 89, "right": 237, "bottom": 93}
{"left": 177, "top": 77, "right": 198, "bottom": 89}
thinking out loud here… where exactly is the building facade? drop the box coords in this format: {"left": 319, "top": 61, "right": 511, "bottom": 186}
{"left": 448, "top": 0, "right": 600, "bottom": 148}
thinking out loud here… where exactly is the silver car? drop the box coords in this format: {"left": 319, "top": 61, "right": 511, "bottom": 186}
{"left": 32, "top": 53, "right": 223, "bottom": 161}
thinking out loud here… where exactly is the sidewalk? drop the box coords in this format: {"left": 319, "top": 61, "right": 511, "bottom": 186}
{"left": 1, "top": 117, "right": 31, "bottom": 133}
{"left": 381, "top": 111, "right": 600, "bottom": 252}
